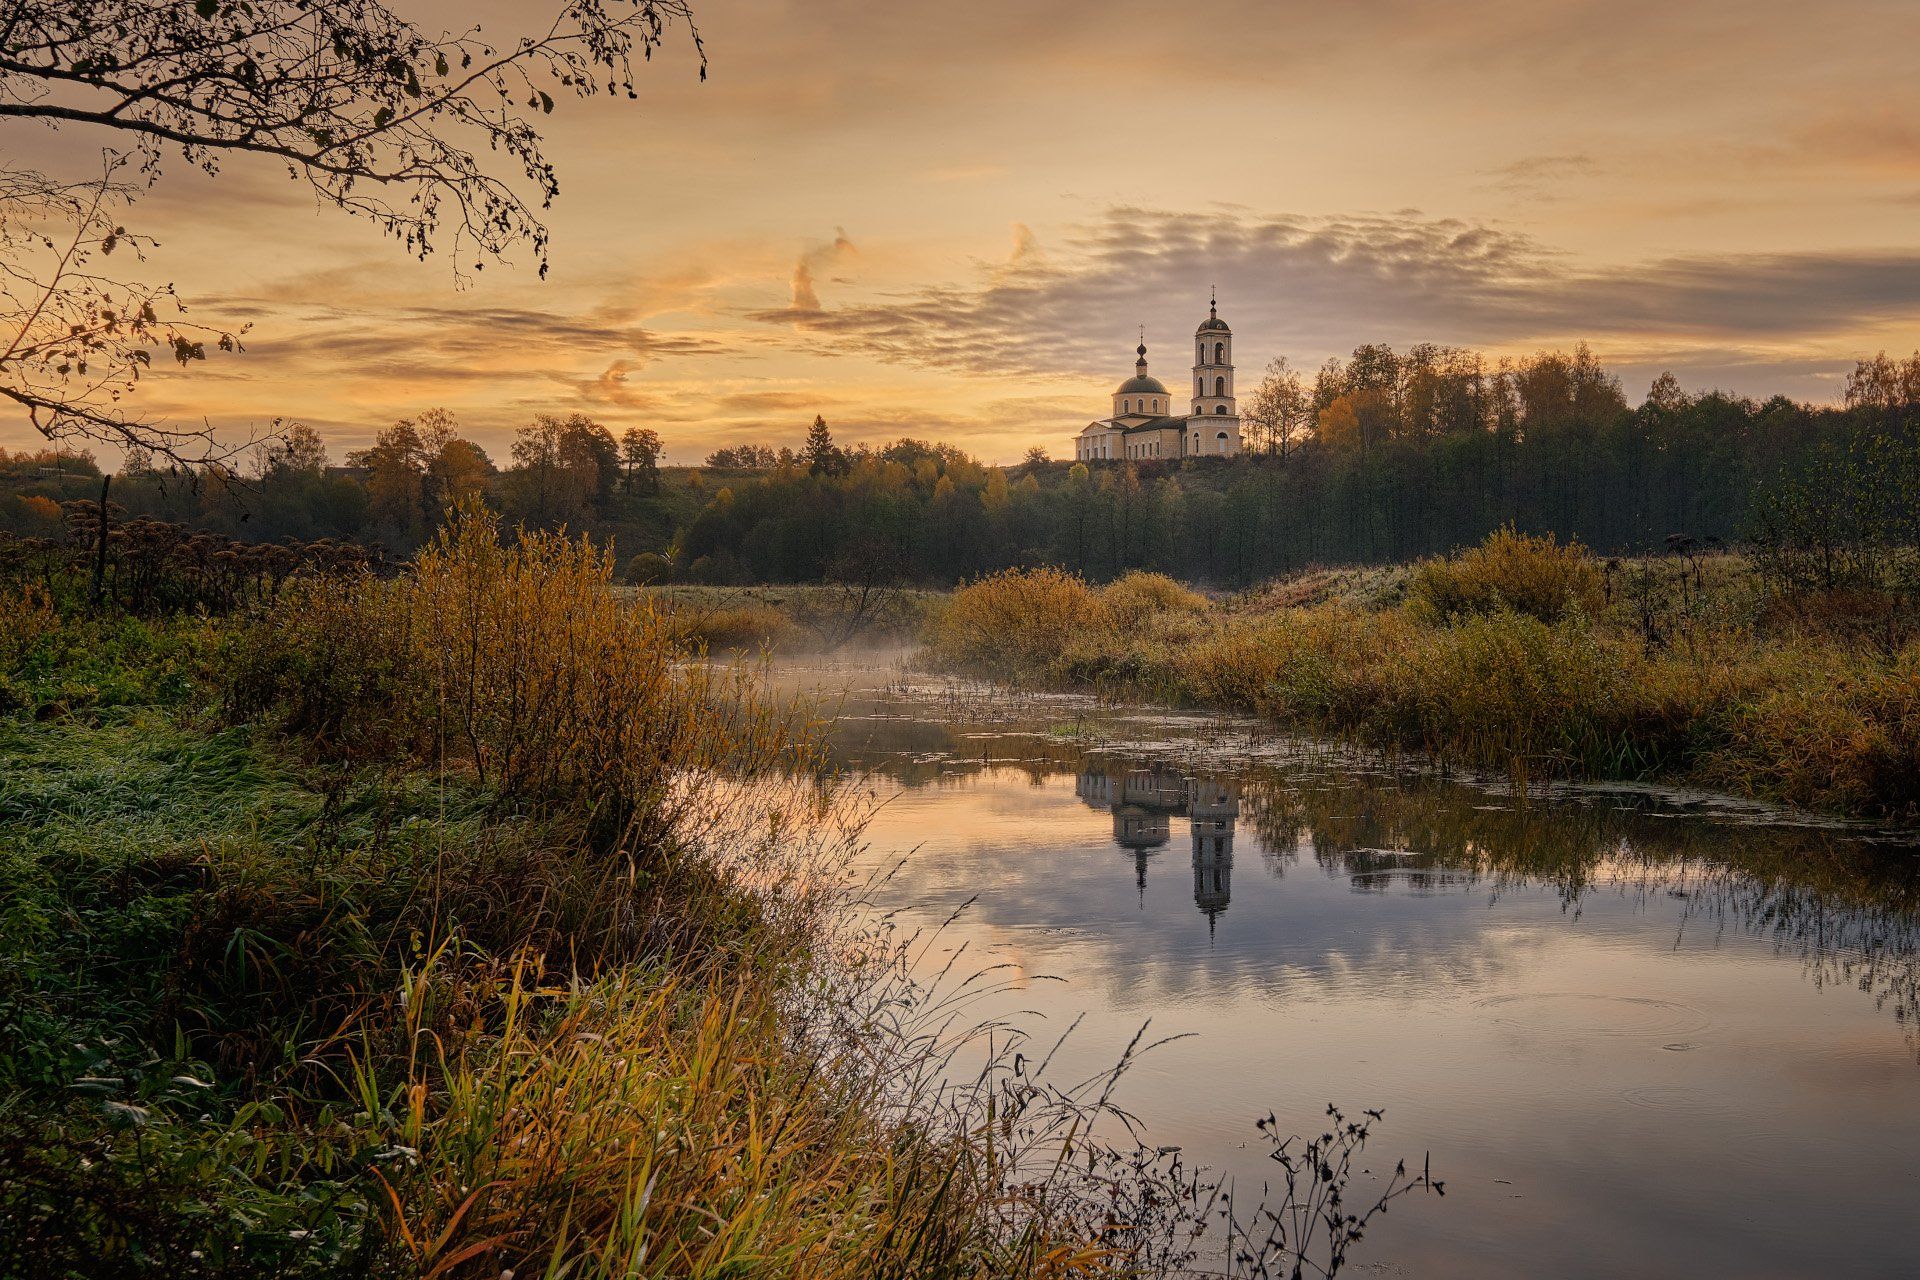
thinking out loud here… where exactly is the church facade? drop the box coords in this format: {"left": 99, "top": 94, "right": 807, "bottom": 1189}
{"left": 1074, "top": 294, "right": 1243, "bottom": 462}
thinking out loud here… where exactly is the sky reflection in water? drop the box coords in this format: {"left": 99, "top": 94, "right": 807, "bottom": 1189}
{"left": 797, "top": 660, "right": 1920, "bottom": 1279}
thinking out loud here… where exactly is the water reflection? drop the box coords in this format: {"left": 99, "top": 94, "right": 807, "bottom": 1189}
{"left": 1076, "top": 764, "right": 1239, "bottom": 925}
{"left": 790, "top": 663, "right": 1920, "bottom": 1278}
{"left": 825, "top": 699, "right": 1920, "bottom": 1057}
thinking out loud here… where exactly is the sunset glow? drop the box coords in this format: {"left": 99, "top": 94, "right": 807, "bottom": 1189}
{"left": 7, "top": 0, "right": 1918, "bottom": 465}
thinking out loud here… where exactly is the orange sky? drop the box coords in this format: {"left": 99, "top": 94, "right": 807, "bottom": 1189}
{"left": 7, "top": 0, "right": 1920, "bottom": 465}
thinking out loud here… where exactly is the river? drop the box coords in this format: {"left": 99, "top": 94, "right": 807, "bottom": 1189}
{"left": 776, "top": 653, "right": 1920, "bottom": 1279}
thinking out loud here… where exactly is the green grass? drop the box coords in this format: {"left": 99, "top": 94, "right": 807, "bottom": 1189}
{"left": 5, "top": 536, "right": 1397, "bottom": 1278}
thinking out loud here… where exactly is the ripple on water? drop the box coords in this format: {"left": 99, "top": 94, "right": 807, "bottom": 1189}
{"left": 1477, "top": 992, "right": 1713, "bottom": 1041}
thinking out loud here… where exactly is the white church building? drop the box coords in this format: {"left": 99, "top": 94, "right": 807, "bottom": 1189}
{"left": 1074, "top": 294, "right": 1243, "bottom": 462}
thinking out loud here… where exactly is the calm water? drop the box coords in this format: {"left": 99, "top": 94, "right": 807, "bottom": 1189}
{"left": 785, "top": 655, "right": 1920, "bottom": 1279}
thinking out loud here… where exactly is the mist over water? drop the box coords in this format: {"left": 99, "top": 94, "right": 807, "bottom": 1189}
{"left": 778, "top": 654, "right": 1920, "bottom": 1280}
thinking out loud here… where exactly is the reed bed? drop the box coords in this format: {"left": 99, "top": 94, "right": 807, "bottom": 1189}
{"left": 924, "top": 535, "right": 1920, "bottom": 818}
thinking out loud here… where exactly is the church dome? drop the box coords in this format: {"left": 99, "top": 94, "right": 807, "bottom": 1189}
{"left": 1116, "top": 373, "right": 1169, "bottom": 395}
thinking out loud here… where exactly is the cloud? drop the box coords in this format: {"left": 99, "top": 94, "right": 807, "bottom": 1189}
{"left": 774, "top": 227, "right": 859, "bottom": 318}
{"left": 1480, "top": 153, "right": 1601, "bottom": 201}
{"left": 743, "top": 206, "right": 1920, "bottom": 385}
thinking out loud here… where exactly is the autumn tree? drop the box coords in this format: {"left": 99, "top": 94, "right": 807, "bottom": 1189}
{"left": 621, "top": 426, "right": 662, "bottom": 494}
{"left": 0, "top": 0, "right": 705, "bottom": 456}
{"left": 508, "top": 412, "right": 614, "bottom": 527}
{"left": 1845, "top": 351, "right": 1920, "bottom": 413}
{"left": 257, "top": 423, "right": 331, "bottom": 481}
{"left": 1246, "top": 356, "right": 1310, "bottom": 457}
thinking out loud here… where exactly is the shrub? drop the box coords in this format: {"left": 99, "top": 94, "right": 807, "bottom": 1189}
{"left": 626, "top": 549, "right": 673, "bottom": 584}
{"left": 1707, "top": 642, "right": 1920, "bottom": 815}
{"left": 657, "top": 597, "right": 799, "bottom": 651}
{"left": 924, "top": 567, "right": 1111, "bottom": 679}
{"left": 1408, "top": 526, "right": 1603, "bottom": 625}
{"left": 1100, "top": 570, "right": 1207, "bottom": 629}
{"left": 227, "top": 505, "right": 802, "bottom": 851}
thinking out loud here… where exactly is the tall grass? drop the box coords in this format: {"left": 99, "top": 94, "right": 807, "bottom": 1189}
{"left": 924, "top": 539, "right": 1920, "bottom": 819}
{"left": 1406, "top": 526, "right": 1603, "bottom": 625}
{"left": 227, "top": 504, "right": 808, "bottom": 852}
{"left": 5, "top": 511, "right": 1437, "bottom": 1278}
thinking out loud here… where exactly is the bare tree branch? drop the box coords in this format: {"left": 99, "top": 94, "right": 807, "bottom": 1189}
{"left": 0, "top": 0, "right": 705, "bottom": 459}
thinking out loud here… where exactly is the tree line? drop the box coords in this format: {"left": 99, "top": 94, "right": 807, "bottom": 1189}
{"left": 5, "top": 347, "right": 1916, "bottom": 587}
{"left": 0, "top": 412, "right": 684, "bottom": 556}
{"left": 677, "top": 348, "right": 1920, "bottom": 585}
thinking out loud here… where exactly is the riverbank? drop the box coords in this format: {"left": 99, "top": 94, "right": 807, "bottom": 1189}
{"left": 922, "top": 533, "right": 1920, "bottom": 821}
{"left": 6, "top": 514, "right": 1393, "bottom": 1278}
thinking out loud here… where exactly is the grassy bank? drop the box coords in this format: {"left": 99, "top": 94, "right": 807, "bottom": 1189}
{"left": 1, "top": 512, "right": 1431, "bottom": 1278}
{"left": 923, "top": 533, "right": 1920, "bottom": 820}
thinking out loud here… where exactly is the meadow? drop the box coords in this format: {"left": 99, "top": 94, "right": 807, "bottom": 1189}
{"left": 921, "top": 531, "right": 1920, "bottom": 820}
{"left": 0, "top": 510, "right": 1430, "bottom": 1279}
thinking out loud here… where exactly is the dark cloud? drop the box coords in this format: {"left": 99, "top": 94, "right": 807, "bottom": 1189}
{"left": 745, "top": 206, "right": 1920, "bottom": 389}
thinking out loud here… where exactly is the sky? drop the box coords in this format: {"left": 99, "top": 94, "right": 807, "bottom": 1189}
{"left": 8, "top": 0, "right": 1920, "bottom": 465}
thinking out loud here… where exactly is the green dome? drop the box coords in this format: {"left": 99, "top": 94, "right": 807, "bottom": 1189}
{"left": 1116, "top": 374, "right": 1169, "bottom": 395}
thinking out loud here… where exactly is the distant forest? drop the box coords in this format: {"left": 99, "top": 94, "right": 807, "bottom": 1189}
{"left": 5, "top": 346, "right": 1917, "bottom": 587}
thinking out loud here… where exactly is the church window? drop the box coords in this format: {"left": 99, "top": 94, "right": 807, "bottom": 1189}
{"left": 1214, "top": 376, "right": 1225, "bottom": 395}
{"left": 1214, "top": 342, "right": 1225, "bottom": 363}
{"left": 1214, "top": 404, "right": 1226, "bottom": 414}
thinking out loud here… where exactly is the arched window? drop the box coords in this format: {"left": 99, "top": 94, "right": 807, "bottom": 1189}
{"left": 1196, "top": 377, "right": 1203, "bottom": 395}
{"left": 1214, "top": 404, "right": 1227, "bottom": 414}
{"left": 1214, "top": 342, "right": 1224, "bottom": 363}
{"left": 1192, "top": 432, "right": 1199, "bottom": 451}
{"left": 1123, "top": 399, "right": 1130, "bottom": 413}
{"left": 1214, "top": 376, "right": 1225, "bottom": 396}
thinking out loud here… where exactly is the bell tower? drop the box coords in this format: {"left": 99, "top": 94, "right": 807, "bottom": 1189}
{"left": 1188, "top": 289, "right": 1242, "bottom": 455}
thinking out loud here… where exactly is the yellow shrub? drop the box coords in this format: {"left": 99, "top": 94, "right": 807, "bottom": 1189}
{"left": 924, "top": 567, "right": 1112, "bottom": 678}
{"left": 660, "top": 600, "right": 798, "bottom": 651}
{"left": 1408, "top": 526, "right": 1603, "bottom": 625}
{"left": 1707, "top": 641, "right": 1920, "bottom": 815}
{"left": 228, "top": 506, "right": 802, "bottom": 850}
{"left": 1100, "top": 570, "right": 1207, "bottom": 629}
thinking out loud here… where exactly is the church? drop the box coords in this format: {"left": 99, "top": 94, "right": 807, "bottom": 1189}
{"left": 1074, "top": 293, "right": 1243, "bottom": 461}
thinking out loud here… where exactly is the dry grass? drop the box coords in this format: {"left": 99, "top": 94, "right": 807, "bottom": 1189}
{"left": 1407, "top": 527, "right": 1603, "bottom": 625}
{"left": 227, "top": 504, "right": 808, "bottom": 851}
{"left": 7, "top": 511, "right": 1437, "bottom": 1278}
{"left": 924, "top": 539, "right": 1920, "bottom": 819}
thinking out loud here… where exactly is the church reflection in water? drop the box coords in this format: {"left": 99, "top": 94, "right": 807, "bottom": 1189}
{"left": 1076, "top": 762, "right": 1239, "bottom": 927}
